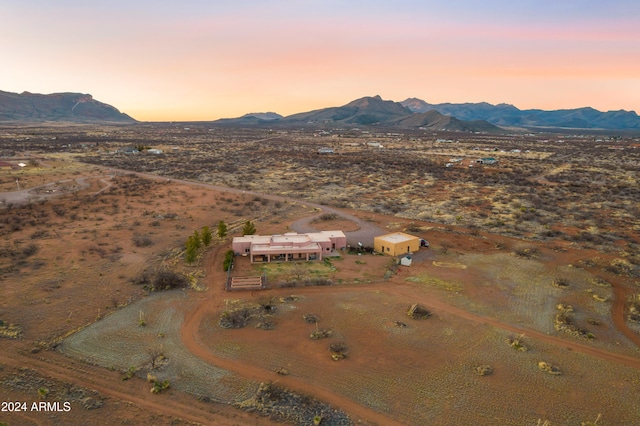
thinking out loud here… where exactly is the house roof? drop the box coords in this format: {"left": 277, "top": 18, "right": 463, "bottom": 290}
{"left": 234, "top": 231, "right": 345, "bottom": 246}
{"left": 375, "top": 232, "right": 419, "bottom": 244}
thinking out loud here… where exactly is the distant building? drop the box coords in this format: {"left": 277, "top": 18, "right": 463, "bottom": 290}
{"left": 476, "top": 157, "right": 498, "bottom": 165}
{"left": 116, "top": 146, "right": 139, "bottom": 154}
{"left": 232, "top": 231, "right": 346, "bottom": 263}
{"left": 318, "top": 147, "right": 334, "bottom": 154}
{"left": 147, "top": 149, "right": 163, "bottom": 154}
{"left": 374, "top": 232, "right": 420, "bottom": 257}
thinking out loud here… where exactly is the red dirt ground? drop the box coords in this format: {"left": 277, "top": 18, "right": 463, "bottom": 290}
{"left": 2, "top": 162, "right": 640, "bottom": 425}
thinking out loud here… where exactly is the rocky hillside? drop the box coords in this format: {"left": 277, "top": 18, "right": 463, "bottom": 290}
{"left": 0, "top": 90, "right": 135, "bottom": 123}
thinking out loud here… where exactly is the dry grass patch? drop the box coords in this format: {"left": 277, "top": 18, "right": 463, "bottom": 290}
{"left": 405, "top": 273, "right": 462, "bottom": 292}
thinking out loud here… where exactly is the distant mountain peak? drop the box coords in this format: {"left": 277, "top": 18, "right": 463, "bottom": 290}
{"left": 240, "top": 112, "right": 282, "bottom": 120}
{"left": 215, "top": 95, "right": 500, "bottom": 132}
{"left": 0, "top": 90, "right": 135, "bottom": 123}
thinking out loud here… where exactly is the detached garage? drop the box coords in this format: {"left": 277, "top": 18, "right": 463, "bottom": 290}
{"left": 374, "top": 232, "right": 420, "bottom": 256}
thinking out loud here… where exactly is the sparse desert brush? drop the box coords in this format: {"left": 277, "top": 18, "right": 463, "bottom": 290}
{"left": 474, "top": 365, "right": 493, "bottom": 376}
{"left": 554, "top": 304, "right": 594, "bottom": 339}
{"left": 150, "top": 379, "right": 170, "bottom": 394}
{"left": 627, "top": 294, "right": 640, "bottom": 322}
{"left": 506, "top": 334, "right": 528, "bottom": 351}
{"left": 537, "top": 361, "right": 561, "bottom": 375}
{"left": 329, "top": 343, "right": 348, "bottom": 361}
{"left": 605, "top": 258, "right": 633, "bottom": 276}
{"left": 552, "top": 277, "right": 570, "bottom": 288}
{"left": 513, "top": 246, "right": 540, "bottom": 259}
{"left": 151, "top": 270, "right": 187, "bottom": 291}
{"left": 132, "top": 233, "right": 153, "bottom": 247}
{"left": 255, "top": 320, "right": 275, "bottom": 330}
{"left": 592, "top": 294, "right": 608, "bottom": 302}
{"left": 589, "top": 277, "right": 611, "bottom": 287}
{"left": 317, "top": 213, "right": 338, "bottom": 221}
{"left": 219, "top": 307, "right": 253, "bottom": 329}
{"left": 303, "top": 313, "right": 319, "bottom": 324}
{"left": 407, "top": 303, "right": 431, "bottom": 319}
{"left": 122, "top": 366, "right": 137, "bottom": 381}
{"left": 0, "top": 321, "right": 22, "bottom": 339}
{"left": 310, "top": 329, "right": 333, "bottom": 340}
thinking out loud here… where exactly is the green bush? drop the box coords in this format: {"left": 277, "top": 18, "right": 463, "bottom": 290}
{"left": 202, "top": 226, "right": 213, "bottom": 246}
{"left": 223, "top": 249, "right": 235, "bottom": 271}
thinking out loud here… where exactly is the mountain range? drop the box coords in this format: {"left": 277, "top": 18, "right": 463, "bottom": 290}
{"left": 401, "top": 98, "right": 640, "bottom": 130}
{"left": 215, "top": 96, "right": 503, "bottom": 133}
{"left": 0, "top": 90, "right": 135, "bottom": 123}
{"left": 2, "top": 89, "right": 639, "bottom": 131}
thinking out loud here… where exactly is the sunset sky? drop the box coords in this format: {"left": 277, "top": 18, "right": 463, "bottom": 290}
{"left": 2, "top": 1, "right": 639, "bottom": 121}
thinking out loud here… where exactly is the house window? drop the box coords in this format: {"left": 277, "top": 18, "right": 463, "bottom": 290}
{"left": 387, "top": 247, "right": 390, "bottom": 252}
{"left": 245, "top": 248, "right": 250, "bottom": 253}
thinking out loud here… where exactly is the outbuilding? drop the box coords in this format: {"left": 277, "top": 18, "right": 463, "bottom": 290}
{"left": 374, "top": 232, "right": 420, "bottom": 256}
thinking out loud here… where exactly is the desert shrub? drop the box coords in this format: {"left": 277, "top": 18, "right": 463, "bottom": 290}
{"left": 405, "top": 223, "right": 423, "bottom": 233}
{"left": 201, "top": 225, "right": 212, "bottom": 246}
{"left": 219, "top": 308, "right": 252, "bottom": 329}
{"left": 151, "top": 270, "right": 187, "bottom": 291}
{"left": 537, "top": 361, "right": 561, "bottom": 375}
{"left": 310, "top": 329, "right": 333, "bottom": 340}
{"left": 21, "top": 243, "right": 38, "bottom": 257}
{"left": 605, "top": 258, "right": 633, "bottom": 276}
{"left": 150, "top": 379, "right": 170, "bottom": 394}
{"left": 52, "top": 205, "right": 67, "bottom": 217}
{"left": 132, "top": 233, "right": 153, "bottom": 247}
{"left": 329, "top": 343, "right": 348, "bottom": 360}
{"left": 132, "top": 271, "right": 151, "bottom": 285}
{"left": 552, "top": 278, "right": 570, "bottom": 288}
{"left": 305, "top": 278, "right": 332, "bottom": 286}
{"left": 255, "top": 320, "right": 275, "bottom": 330}
{"left": 30, "top": 229, "right": 49, "bottom": 239}
{"left": 318, "top": 213, "right": 337, "bottom": 221}
{"left": 475, "top": 365, "right": 493, "bottom": 376}
{"left": 514, "top": 246, "right": 540, "bottom": 259}
{"left": 627, "top": 295, "right": 640, "bottom": 322}
{"left": 440, "top": 242, "right": 451, "bottom": 255}
{"left": 407, "top": 303, "right": 431, "bottom": 319}
{"left": 506, "top": 335, "right": 528, "bottom": 351}
{"left": 303, "top": 314, "right": 318, "bottom": 323}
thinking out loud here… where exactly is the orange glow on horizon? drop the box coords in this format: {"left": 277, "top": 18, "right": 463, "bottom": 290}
{"left": 1, "top": 2, "right": 638, "bottom": 120}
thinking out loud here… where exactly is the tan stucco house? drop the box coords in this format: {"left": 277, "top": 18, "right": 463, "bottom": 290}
{"left": 374, "top": 232, "right": 420, "bottom": 256}
{"left": 232, "top": 231, "right": 346, "bottom": 263}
